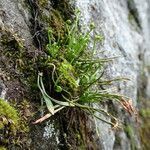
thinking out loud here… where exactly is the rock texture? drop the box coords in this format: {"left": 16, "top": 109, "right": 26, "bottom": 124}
{"left": 0, "top": 0, "right": 150, "bottom": 149}
{"left": 76, "top": 0, "right": 150, "bottom": 149}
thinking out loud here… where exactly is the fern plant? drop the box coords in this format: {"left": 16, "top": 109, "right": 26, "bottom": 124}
{"left": 34, "top": 11, "right": 137, "bottom": 128}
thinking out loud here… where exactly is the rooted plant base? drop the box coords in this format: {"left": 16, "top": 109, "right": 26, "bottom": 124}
{"left": 57, "top": 108, "right": 100, "bottom": 150}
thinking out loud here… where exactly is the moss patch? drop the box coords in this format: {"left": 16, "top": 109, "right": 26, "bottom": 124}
{"left": 0, "top": 99, "right": 30, "bottom": 148}
{"left": 0, "top": 26, "right": 38, "bottom": 149}
{"left": 0, "top": 147, "right": 6, "bottom": 150}
{"left": 0, "top": 26, "right": 42, "bottom": 100}
{"left": 0, "top": 98, "right": 19, "bottom": 132}
{"left": 38, "top": 0, "right": 48, "bottom": 8}
{"left": 124, "top": 125, "right": 136, "bottom": 150}
{"left": 138, "top": 98, "right": 150, "bottom": 150}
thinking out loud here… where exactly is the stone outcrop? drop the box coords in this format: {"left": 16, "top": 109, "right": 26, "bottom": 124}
{"left": 0, "top": 0, "right": 149, "bottom": 149}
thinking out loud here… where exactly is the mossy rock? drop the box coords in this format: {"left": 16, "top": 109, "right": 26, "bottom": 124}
{"left": 0, "top": 98, "right": 19, "bottom": 132}
{"left": 0, "top": 99, "right": 30, "bottom": 148}
{"left": 38, "top": 0, "right": 48, "bottom": 8}
{"left": 139, "top": 99, "right": 150, "bottom": 150}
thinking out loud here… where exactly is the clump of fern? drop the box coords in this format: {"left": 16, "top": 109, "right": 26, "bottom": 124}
{"left": 34, "top": 11, "right": 136, "bottom": 127}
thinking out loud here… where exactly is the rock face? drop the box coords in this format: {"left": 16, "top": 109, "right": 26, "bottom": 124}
{"left": 76, "top": 0, "right": 150, "bottom": 149}
{"left": 0, "top": 0, "right": 149, "bottom": 149}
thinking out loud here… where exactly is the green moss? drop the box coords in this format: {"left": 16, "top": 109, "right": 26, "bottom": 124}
{"left": 1, "top": 27, "right": 24, "bottom": 51}
{"left": 128, "top": 13, "right": 134, "bottom": 22}
{"left": 0, "top": 98, "right": 20, "bottom": 147}
{"left": 49, "top": 9, "right": 65, "bottom": 41}
{"left": 139, "top": 99, "right": 150, "bottom": 150}
{"left": 0, "top": 22, "right": 33, "bottom": 149}
{"left": 38, "top": 0, "right": 74, "bottom": 44}
{"left": 0, "top": 99, "right": 30, "bottom": 148}
{"left": 125, "top": 125, "right": 133, "bottom": 138}
{"left": 0, "top": 27, "right": 40, "bottom": 98}
{"left": 0, "top": 99, "right": 19, "bottom": 132}
{"left": 124, "top": 125, "right": 136, "bottom": 150}
{"left": 0, "top": 146, "right": 7, "bottom": 150}
{"left": 139, "top": 122, "right": 150, "bottom": 150}
{"left": 38, "top": 0, "right": 48, "bottom": 7}
{"left": 140, "top": 109, "right": 150, "bottom": 117}
{"left": 51, "top": 0, "right": 74, "bottom": 20}
{"left": 114, "top": 135, "right": 121, "bottom": 146}
{"left": 58, "top": 59, "right": 78, "bottom": 89}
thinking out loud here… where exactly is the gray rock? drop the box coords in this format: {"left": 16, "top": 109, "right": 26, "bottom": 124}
{"left": 0, "top": 79, "right": 7, "bottom": 99}
{"left": 76, "top": 0, "right": 150, "bottom": 149}
{"left": 0, "top": 0, "right": 33, "bottom": 48}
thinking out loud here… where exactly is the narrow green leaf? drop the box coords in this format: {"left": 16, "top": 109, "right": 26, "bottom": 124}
{"left": 37, "top": 73, "right": 55, "bottom": 115}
